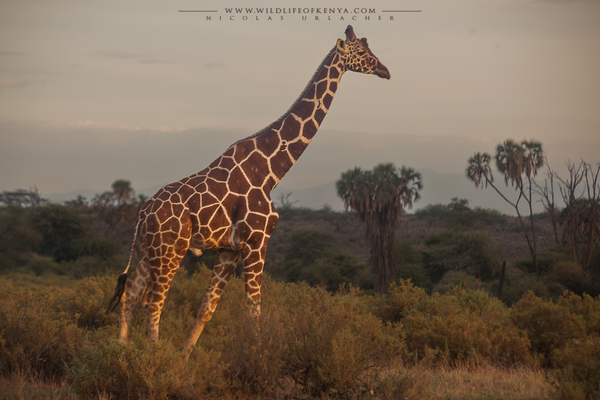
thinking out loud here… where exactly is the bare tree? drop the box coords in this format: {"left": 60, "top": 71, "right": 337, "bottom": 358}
{"left": 558, "top": 161, "right": 586, "bottom": 264}
{"left": 534, "top": 160, "right": 560, "bottom": 245}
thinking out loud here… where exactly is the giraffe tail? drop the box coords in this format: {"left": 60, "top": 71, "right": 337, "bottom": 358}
{"left": 106, "top": 212, "right": 143, "bottom": 313}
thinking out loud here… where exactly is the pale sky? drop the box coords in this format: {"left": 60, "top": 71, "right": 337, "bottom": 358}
{"left": 1, "top": 0, "right": 599, "bottom": 210}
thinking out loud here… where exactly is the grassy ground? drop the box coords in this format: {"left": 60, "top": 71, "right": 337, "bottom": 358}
{"left": 3, "top": 270, "right": 596, "bottom": 400}
{"left": 0, "top": 363, "right": 552, "bottom": 400}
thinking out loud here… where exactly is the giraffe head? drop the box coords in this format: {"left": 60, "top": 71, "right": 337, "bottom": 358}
{"left": 336, "top": 25, "right": 390, "bottom": 79}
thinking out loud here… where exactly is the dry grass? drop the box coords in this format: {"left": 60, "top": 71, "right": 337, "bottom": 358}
{"left": 396, "top": 362, "right": 551, "bottom": 400}
{"left": 1, "top": 363, "right": 553, "bottom": 400}
{"left": 0, "top": 371, "right": 75, "bottom": 400}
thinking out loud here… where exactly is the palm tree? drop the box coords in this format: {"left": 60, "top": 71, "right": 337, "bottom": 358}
{"left": 111, "top": 179, "right": 134, "bottom": 206}
{"left": 336, "top": 163, "right": 422, "bottom": 293}
{"left": 466, "top": 152, "right": 494, "bottom": 189}
{"left": 467, "top": 139, "right": 544, "bottom": 274}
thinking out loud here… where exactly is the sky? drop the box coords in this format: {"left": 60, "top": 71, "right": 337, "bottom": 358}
{"left": 1, "top": 0, "right": 599, "bottom": 211}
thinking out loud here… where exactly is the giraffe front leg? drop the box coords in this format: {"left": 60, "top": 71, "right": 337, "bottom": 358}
{"left": 242, "top": 241, "right": 269, "bottom": 326}
{"left": 182, "top": 249, "right": 240, "bottom": 359}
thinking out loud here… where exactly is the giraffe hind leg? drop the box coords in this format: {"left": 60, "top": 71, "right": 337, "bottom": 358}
{"left": 182, "top": 249, "right": 241, "bottom": 359}
{"left": 142, "top": 247, "right": 188, "bottom": 342}
{"left": 118, "top": 258, "right": 151, "bottom": 342}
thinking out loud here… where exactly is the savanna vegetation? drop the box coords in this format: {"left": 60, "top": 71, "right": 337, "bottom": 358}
{"left": 1, "top": 144, "right": 600, "bottom": 399}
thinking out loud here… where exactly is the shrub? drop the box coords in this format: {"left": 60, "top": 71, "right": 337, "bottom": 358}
{"left": 25, "top": 255, "right": 62, "bottom": 276}
{"left": 422, "top": 227, "right": 502, "bottom": 283}
{"left": 278, "top": 228, "right": 367, "bottom": 290}
{"left": 402, "top": 288, "right": 531, "bottom": 365}
{"left": 25, "top": 204, "right": 122, "bottom": 275}
{"left": 509, "top": 292, "right": 585, "bottom": 363}
{"left": 366, "top": 279, "right": 428, "bottom": 323}
{"left": 432, "top": 270, "right": 481, "bottom": 294}
{"left": 69, "top": 329, "right": 225, "bottom": 400}
{"left": 58, "top": 276, "right": 120, "bottom": 330}
{"left": 516, "top": 246, "right": 571, "bottom": 275}
{"left": 556, "top": 291, "right": 600, "bottom": 336}
{"left": 415, "top": 198, "right": 504, "bottom": 227}
{"left": 0, "top": 284, "right": 82, "bottom": 379}
{"left": 0, "top": 205, "right": 41, "bottom": 270}
{"left": 548, "top": 261, "right": 590, "bottom": 296}
{"left": 550, "top": 336, "right": 600, "bottom": 400}
{"left": 283, "top": 286, "right": 402, "bottom": 396}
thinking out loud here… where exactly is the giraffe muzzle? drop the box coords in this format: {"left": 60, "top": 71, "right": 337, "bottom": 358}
{"left": 375, "top": 64, "right": 391, "bottom": 80}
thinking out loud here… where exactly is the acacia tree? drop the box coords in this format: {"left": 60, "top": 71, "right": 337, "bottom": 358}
{"left": 466, "top": 139, "right": 544, "bottom": 274}
{"left": 336, "top": 163, "right": 422, "bottom": 293}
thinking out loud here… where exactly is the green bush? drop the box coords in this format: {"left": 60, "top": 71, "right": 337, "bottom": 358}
{"left": 509, "top": 292, "right": 585, "bottom": 363}
{"left": 415, "top": 198, "right": 504, "bottom": 227}
{"left": 422, "top": 227, "right": 502, "bottom": 283}
{"left": 516, "top": 246, "right": 571, "bottom": 275}
{"left": 402, "top": 288, "right": 531, "bottom": 365}
{"left": 395, "top": 239, "right": 433, "bottom": 292}
{"left": 274, "top": 284, "right": 403, "bottom": 397}
{"left": 366, "top": 279, "right": 428, "bottom": 323}
{"left": 556, "top": 291, "right": 600, "bottom": 336}
{"left": 547, "top": 261, "right": 591, "bottom": 296}
{"left": 0, "top": 205, "right": 41, "bottom": 270}
{"left": 501, "top": 272, "right": 563, "bottom": 305}
{"left": 550, "top": 336, "right": 600, "bottom": 400}
{"left": 432, "top": 270, "right": 481, "bottom": 294}
{"left": 69, "top": 329, "right": 225, "bottom": 400}
{"left": 0, "top": 284, "right": 82, "bottom": 379}
{"left": 277, "top": 228, "right": 368, "bottom": 290}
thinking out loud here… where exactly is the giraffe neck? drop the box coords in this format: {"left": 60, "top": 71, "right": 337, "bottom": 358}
{"left": 239, "top": 47, "right": 346, "bottom": 193}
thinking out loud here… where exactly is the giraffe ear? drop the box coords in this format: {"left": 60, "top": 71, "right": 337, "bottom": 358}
{"left": 336, "top": 39, "right": 345, "bottom": 52}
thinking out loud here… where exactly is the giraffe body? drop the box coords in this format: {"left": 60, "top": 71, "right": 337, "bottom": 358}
{"left": 110, "top": 25, "right": 390, "bottom": 358}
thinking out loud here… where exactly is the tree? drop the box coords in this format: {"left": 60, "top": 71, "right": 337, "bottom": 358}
{"left": 111, "top": 179, "right": 135, "bottom": 206}
{"left": 336, "top": 163, "right": 422, "bottom": 293}
{"left": 92, "top": 179, "right": 139, "bottom": 235}
{"left": 558, "top": 161, "right": 600, "bottom": 271}
{"left": 466, "top": 139, "right": 544, "bottom": 274}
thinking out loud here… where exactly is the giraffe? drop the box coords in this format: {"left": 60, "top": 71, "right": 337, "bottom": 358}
{"left": 107, "top": 25, "right": 390, "bottom": 359}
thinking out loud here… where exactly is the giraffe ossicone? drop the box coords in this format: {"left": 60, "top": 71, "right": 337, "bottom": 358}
{"left": 107, "top": 25, "right": 390, "bottom": 359}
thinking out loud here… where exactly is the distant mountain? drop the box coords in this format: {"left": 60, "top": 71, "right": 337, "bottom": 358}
{"left": 46, "top": 168, "right": 554, "bottom": 216}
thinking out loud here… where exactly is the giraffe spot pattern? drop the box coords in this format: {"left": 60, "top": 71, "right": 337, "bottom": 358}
{"left": 117, "top": 25, "right": 390, "bottom": 355}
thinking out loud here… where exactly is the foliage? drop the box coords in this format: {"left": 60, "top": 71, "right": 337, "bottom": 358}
{"left": 365, "top": 279, "right": 428, "bottom": 323}
{"left": 0, "top": 205, "right": 41, "bottom": 270}
{"left": 415, "top": 197, "right": 505, "bottom": 227}
{"left": 274, "top": 228, "right": 369, "bottom": 291}
{"left": 509, "top": 292, "right": 586, "bottom": 364}
{"left": 402, "top": 288, "right": 531, "bottom": 365}
{"left": 337, "top": 163, "right": 422, "bottom": 293}
{"left": 273, "top": 284, "right": 403, "bottom": 397}
{"left": 421, "top": 227, "right": 502, "bottom": 283}
{"left": 467, "top": 138, "right": 545, "bottom": 274}
{"left": 0, "top": 283, "right": 83, "bottom": 379}
{"left": 1, "top": 271, "right": 599, "bottom": 399}
{"left": 550, "top": 336, "right": 600, "bottom": 400}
